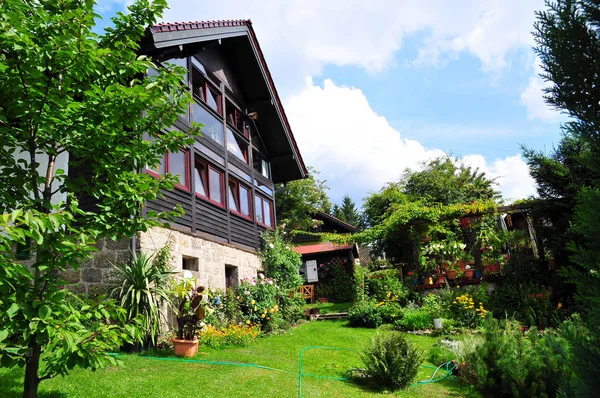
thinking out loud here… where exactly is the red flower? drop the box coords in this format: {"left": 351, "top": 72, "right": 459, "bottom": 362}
{"left": 423, "top": 236, "right": 430, "bottom": 243}
{"left": 407, "top": 271, "right": 413, "bottom": 276}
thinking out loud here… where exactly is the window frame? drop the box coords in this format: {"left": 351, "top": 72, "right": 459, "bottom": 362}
{"left": 226, "top": 127, "right": 249, "bottom": 164}
{"left": 192, "top": 64, "right": 222, "bottom": 116}
{"left": 145, "top": 147, "right": 191, "bottom": 193}
{"left": 195, "top": 158, "right": 225, "bottom": 208}
{"left": 228, "top": 178, "right": 253, "bottom": 221}
{"left": 254, "top": 194, "right": 274, "bottom": 229}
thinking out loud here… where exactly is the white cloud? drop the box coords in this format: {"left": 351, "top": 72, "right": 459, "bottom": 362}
{"left": 157, "top": 0, "right": 545, "bottom": 94}
{"left": 462, "top": 154, "right": 537, "bottom": 201}
{"left": 286, "top": 79, "right": 537, "bottom": 204}
{"left": 520, "top": 59, "right": 562, "bottom": 122}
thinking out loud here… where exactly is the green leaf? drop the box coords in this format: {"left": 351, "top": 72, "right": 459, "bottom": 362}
{"left": 0, "top": 329, "right": 8, "bottom": 342}
{"left": 38, "top": 305, "right": 51, "bottom": 321}
{"left": 7, "top": 303, "right": 19, "bottom": 319}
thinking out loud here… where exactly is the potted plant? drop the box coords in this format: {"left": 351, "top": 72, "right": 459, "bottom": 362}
{"left": 463, "top": 264, "right": 474, "bottom": 279}
{"left": 171, "top": 274, "right": 205, "bottom": 357}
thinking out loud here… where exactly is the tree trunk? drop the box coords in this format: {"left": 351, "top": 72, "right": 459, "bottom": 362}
{"left": 23, "top": 342, "right": 41, "bottom": 398}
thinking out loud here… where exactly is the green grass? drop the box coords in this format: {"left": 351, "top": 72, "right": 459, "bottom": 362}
{"left": 0, "top": 321, "right": 482, "bottom": 397}
{"left": 305, "top": 302, "right": 353, "bottom": 314}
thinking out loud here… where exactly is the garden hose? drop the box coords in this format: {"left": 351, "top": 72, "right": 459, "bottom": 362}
{"left": 110, "top": 347, "right": 456, "bottom": 398}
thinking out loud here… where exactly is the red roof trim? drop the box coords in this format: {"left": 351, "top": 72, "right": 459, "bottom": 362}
{"left": 150, "top": 19, "right": 308, "bottom": 177}
{"left": 295, "top": 242, "right": 354, "bottom": 255}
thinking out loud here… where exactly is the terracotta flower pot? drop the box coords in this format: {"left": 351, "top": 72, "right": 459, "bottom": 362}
{"left": 486, "top": 263, "right": 501, "bottom": 273}
{"left": 457, "top": 260, "right": 467, "bottom": 271}
{"left": 463, "top": 269, "right": 474, "bottom": 279}
{"left": 424, "top": 277, "right": 434, "bottom": 286}
{"left": 436, "top": 275, "right": 446, "bottom": 284}
{"left": 172, "top": 338, "right": 199, "bottom": 358}
{"left": 446, "top": 269, "right": 456, "bottom": 280}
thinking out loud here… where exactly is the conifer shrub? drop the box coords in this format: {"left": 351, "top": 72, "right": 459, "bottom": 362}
{"left": 358, "top": 332, "right": 423, "bottom": 391}
{"left": 467, "top": 316, "right": 574, "bottom": 397}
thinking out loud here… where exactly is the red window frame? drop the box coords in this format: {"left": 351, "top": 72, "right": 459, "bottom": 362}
{"left": 145, "top": 149, "right": 190, "bottom": 192}
{"left": 195, "top": 159, "right": 225, "bottom": 208}
{"left": 226, "top": 102, "right": 246, "bottom": 136}
{"left": 193, "top": 66, "right": 222, "bottom": 115}
{"left": 255, "top": 194, "right": 274, "bottom": 229}
{"left": 228, "top": 178, "right": 252, "bottom": 221}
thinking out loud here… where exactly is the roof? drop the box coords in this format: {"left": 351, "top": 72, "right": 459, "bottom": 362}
{"left": 146, "top": 20, "right": 307, "bottom": 183}
{"left": 295, "top": 242, "right": 358, "bottom": 256}
{"left": 315, "top": 211, "right": 357, "bottom": 233}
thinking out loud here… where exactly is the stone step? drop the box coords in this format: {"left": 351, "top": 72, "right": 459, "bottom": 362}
{"left": 317, "top": 312, "right": 348, "bottom": 320}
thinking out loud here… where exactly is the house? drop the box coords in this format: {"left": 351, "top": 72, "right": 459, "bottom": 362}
{"left": 294, "top": 212, "right": 359, "bottom": 299}
{"left": 63, "top": 20, "right": 307, "bottom": 294}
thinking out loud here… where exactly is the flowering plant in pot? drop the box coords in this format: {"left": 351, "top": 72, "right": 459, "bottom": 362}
{"left": 171, "top": 273, "right": 206, "bottom": 357}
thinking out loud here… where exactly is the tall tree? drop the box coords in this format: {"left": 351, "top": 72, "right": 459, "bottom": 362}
{"left": 401, "top": 155, "right": 500, "bottom": 206}
{"left": 275, "top": 167, "right": 331, "bottom": 230}
{"left": 362, "top": 156, "right": 499, "bottom": 265}
{"left": 530, "top": 0, "right": 600, "bottom": 393}
{"left": 0, "top": 1, "right": 196, "bottom": 397}
{"left": 333, "top": 195, "right": 364, "bottom": 230}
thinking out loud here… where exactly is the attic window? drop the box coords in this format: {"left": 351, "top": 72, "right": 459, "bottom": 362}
{"left": 192, "top": 65, "right": 221, "bottom": 115}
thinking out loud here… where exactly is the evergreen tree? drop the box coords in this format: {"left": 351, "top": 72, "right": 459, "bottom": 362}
{"left": 531, "top": 0, "right": 600, "bottom": 393}
{"left": 331, "top": 204, "right": 342, "bottom": 219}
{"left": 333, "top": 195, "right": 364, "bottom": 230}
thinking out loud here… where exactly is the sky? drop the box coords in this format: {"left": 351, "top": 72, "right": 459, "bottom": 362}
{"left": 98, "top": 0, "right": 564, "bottom": 207}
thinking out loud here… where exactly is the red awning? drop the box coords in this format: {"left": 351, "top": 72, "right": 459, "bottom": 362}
{"left": 295, "top": 242, "right": 354, "bottom": 255}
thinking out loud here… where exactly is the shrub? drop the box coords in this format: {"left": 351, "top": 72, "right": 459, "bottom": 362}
{"left": 364, "top": 269, "right": 409, "bottom": 305}
{"left": 428, "top": 343, "right": 454, "bottom": 365}
{"left": 488, "top": 280, "right": 556, "bottom": 328}
{"left": 378, "top": 302, "right": 403, "bottom": 324}
{"left": 316, "top": 257, "right": 358, "bottom": 302}
{"left": 422, "top": 294, "right": 445, "bottom": 319}
{"left": 260, "top": 229, "right": 306, "bottom": 326}
{"left": 468, "top": 316, "right": 574, "bottom": 397}
{"left": 198, "top": 324, "right": 260, "bottom": 348}
{"left": 238, "top": 274, "right": 279, "bottom": 329}
{"left": 450, "top": 293, "right": 487, "bottom": 328}
{"left": 359, "top": 332, "right": 424, "bottom": 391}
{"left": 348, "top": 300, "right": 382, "bottom": 328}
{"left": 394, "top": 308, "right": 433, "bottom": 331}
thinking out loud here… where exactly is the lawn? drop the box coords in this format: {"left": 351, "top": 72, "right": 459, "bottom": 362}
{"left": 0, "top": 321, "right": 482, "bottom": 398}
{"left": 305, "top": 302, "right": 353, "bottom": 314}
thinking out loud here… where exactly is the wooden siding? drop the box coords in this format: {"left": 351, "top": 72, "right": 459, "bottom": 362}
{"left": 195, "top": 199, "right": 229, "bottom": 240}
{"left": 230, "top": 215, "right": 257, "bottom": 248}
{"left": 146, "top": 188, "right": 193, "bottom": 229}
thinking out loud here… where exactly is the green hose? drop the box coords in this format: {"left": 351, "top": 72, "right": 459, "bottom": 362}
{"left": 110, "top": 347, "right": 456, "bottom": 398}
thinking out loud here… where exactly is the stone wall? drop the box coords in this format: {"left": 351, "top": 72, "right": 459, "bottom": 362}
{"left": 62, "top": 236, "right": 131, "bottom": 296}
{"left": 60, "top": 227, "right": 262, "bottom": 295}
{"left": 138, "top": 227, "right": 262, "bottom": 290}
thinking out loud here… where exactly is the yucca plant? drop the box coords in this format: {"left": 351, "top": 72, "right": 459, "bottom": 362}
{"left": 110, "top": 251, "right": 173, "bottom": 343}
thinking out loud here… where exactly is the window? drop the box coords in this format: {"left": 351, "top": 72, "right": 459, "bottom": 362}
{"left": 193, "top": 102, "right": 224, "bottom": 145}
{"left": 195, "top": 159, "right": 224, "bottom": 206}
{"left": 192, "top": 66, "right": 221, "bottom": 115}
{"left": 255, "top": 195, "right": 273, "bottom": 228}
{"left": 228, "top": 178, "right": 252, "bottom": 220}
{"left": 226, "top": 101, "right": 245, "bottom": 133}
{"left": 182, "top": 256, "right": 199, "bottom": 272}
{"left": 226, "top": 128, "right": 248, "bottom": 163}
{"left": 253, "top": 151, "right": 270, "bottom": 179}
{"left": 225, "top": 265, "right": 239, "bottom": 289}
{"left": 145, "top": 142, "right": 190, "bottom": 192}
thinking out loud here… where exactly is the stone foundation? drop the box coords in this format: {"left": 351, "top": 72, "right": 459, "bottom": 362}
{"left": 61, "top": 227, "right": 261, "bottom": 295}
{"left": 138, "top": 227, "right": 262, "bottom": 290}
{"left": 62, "top": 236, "right": 131, "bottom": 296}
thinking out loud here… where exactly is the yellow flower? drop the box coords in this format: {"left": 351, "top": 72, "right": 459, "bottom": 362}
{"left": 245, "top": 320, "right": 250, "bottom": 324}
{"left": 251, "top": 300, "right": 256, "bottom": 305}
{"left": 557, "top": 302, "right": 563, "bottom": 309}
{"left": 261, "top": 314, "right": 266, "bottom": 318}
{"left": 254, "top": 306, "right": 257, "bottom": 311}
{"left": 269, "top": 308, "right": 274, "bottom": 313}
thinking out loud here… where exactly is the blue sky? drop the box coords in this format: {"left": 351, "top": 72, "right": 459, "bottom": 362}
{"left": 98, "top": 0, "right": 563, "bottom": 206}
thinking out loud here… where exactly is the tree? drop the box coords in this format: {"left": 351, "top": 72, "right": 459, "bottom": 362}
{"left": 531, "top": 0, "right": 600, "bottom": 393}
{"left": 0, "top": 1, "right": 197, "bottom": 397}
{"left": 401, "top": 155, "right": 500, "bottom": 206}
{"left": 362, "top": 156, "right": 500, "bottom": 265}
{"left": 275, "top": 167, "right": 331, "bottom": 230}
{"left": 332, "top": 195, "right": 365, "bottom": 230}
